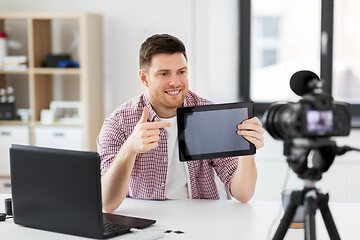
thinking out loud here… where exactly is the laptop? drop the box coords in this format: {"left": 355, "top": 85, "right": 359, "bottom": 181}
{"left": 9, "top": 144, "right": 156, "bottom": 239}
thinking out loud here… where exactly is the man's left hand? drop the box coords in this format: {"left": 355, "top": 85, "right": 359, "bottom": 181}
{"left": 237, "top": 117, "right": 265, "bottom": 150}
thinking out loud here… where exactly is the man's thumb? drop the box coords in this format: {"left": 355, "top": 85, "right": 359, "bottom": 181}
{"left": 139, "top": 106, "right": 149, "bottom": 123}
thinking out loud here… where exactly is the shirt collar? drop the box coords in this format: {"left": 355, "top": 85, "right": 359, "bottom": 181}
{"left": 142, "top": 93, "right": 160, "bottom": 122}
{"left": 183, "top": 90, "right": 195, "bottom": 107}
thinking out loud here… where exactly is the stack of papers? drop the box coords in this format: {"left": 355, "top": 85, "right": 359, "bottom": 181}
{"left": 2, "top": 55, "right": 27, "bottom": 71}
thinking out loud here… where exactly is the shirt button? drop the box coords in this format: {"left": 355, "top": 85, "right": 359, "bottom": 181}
{"left": 164, "top": 157, "right": 167, "bottom": 162}
{"left": 161, "top": 183, "right": 165, "bottom": 187}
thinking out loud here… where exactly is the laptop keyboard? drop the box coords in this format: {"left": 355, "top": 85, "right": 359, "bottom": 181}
{"left": 103, "top": 222, "right": 131, "bottom": 234}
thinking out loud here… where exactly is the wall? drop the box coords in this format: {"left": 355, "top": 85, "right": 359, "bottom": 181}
{"left": 193, "top": 0, "right": 239, "bottom": 103}
{"left": 1, "top": 0, "right": 190, "bottom": 115}
{"left": 1, "top": 0, "right": 360, "bottom": 202}
{"left": 1, "top": 0, "right": 239, "bottom": 115}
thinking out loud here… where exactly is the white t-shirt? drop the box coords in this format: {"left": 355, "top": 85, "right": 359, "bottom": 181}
{"left": 160, "top": 116, "right": 190, "bottom": 199}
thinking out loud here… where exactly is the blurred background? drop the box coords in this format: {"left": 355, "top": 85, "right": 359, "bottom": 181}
{"left": 0, "top": 0, "right": 359, "bottom": 203}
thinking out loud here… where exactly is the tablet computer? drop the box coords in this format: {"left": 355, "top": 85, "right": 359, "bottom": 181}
{"left": 177, "top": 102, "right": 255, "bottom": 161}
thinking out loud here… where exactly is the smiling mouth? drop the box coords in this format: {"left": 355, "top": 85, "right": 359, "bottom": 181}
{"left": 165, "top": 89, "right": 181, "bottom": 96}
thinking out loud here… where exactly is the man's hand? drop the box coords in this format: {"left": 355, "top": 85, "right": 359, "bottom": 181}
{"left": 101, "top": 107, "right": 170, "bottom": 212}
{"left": 230, "top": 117, "right": 264, "bottom": 203}
{"left": 236, "top": 117, "right": 265, "bottom": 150}
{"left": 125, "top": 107, "right": 171, "bottom": 154}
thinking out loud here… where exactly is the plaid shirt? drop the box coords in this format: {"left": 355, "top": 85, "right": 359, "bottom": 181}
{"left": 97, "top": 90, "right": 239, "bottom": 200}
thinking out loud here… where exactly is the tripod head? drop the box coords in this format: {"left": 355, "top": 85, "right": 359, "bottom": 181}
{"left": 283, "top": 138, "right": 335, "bottom": 181}
{"left": 283, "top": 138, "right": 360, "bottom": 181}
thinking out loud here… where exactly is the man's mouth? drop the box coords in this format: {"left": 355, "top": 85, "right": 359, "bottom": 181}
{"left": 165, "top": 89, "right": 181, "bottom": 96}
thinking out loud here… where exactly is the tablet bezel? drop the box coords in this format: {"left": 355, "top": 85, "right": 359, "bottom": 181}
{"left": 177, "top": 102, "right": 256, "bottom": 161}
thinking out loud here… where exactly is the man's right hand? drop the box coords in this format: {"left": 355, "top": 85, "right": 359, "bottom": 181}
{"left": 102, "top": 106, "right": 170, "bottom": 213}
{"left": 125, "top": 107, "right": 171, "bottom": 154}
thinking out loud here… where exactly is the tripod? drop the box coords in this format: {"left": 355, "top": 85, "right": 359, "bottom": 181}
{"left": 271, "top": 139, "right": 346, "bottom": 240}
{"left": 273, "top": 183, "right": 340, "bottom": 240}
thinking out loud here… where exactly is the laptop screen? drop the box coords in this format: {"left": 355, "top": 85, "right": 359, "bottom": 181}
{"left": 9, "top": 145, "right": 156, "bottom": 239}
{"left": 10, "top": 145, "right": 104, "bottom": 238}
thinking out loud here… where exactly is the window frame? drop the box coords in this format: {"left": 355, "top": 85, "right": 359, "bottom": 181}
{"left": 239, "top": 0, "right": 360, "bottom": 127}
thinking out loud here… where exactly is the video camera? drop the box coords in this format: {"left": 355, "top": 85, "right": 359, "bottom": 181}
{"left": 263, "top": 70, "right": 351, "bottom": 140}
{"left": 264, "top": 71, "right": 360, "bottom": 240}
{"left": 263, "top": 70, "right": 352, "bottom": 181}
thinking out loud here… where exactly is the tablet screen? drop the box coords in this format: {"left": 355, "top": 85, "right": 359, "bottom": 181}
{"left": 177, "top": 102, "right": 255, "bottom": 161}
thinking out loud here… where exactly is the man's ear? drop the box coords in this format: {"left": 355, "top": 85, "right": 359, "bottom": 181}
{"left": 139, "top": 69, "right": 149, "bottom": 87}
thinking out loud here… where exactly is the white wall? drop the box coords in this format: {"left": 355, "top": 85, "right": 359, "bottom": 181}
{"left": 1, "top": 0, "right": 239, "bottom": 115}
{"left": 193, "top": 0, "right": 239, "bottom": 103}
{"left": 1, "top": 0, "right": 360, "bottom": 203}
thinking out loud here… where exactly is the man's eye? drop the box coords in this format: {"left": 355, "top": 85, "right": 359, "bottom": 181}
{"left": 179, "top": 71, "right": 186, "bottom": 74}
{"left": 159, "top": 73, "right": 168, "bottom": 76}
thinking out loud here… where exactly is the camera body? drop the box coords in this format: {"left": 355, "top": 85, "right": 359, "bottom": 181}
{"left": 263, "top": 71, "right": 351, "bottom": 140}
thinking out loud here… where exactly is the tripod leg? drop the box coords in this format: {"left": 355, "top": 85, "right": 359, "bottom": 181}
{"left": 318, "top": 194, "right": 341, "bottom": 240}
{"left": 273, "top": 191, "right": 302, "bottom": 240}
{"left": 304, "top": 194, "right": 317, "bottom": 240}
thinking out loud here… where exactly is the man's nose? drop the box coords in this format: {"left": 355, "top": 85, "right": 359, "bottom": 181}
{"left": 169, "top": 76, "right": 181, "bottom": 87}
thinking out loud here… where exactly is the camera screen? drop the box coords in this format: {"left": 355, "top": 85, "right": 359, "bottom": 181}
{"left": 306, "top": 110, "right": 333, "bottom": 132}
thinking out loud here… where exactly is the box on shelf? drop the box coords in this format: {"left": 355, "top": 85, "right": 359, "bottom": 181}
{"left": 49, "top": 101, "right": 82, "bottom": 124}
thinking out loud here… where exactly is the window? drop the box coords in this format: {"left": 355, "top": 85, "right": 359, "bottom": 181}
{"left": 253, "top": 17, "right": 280, "bottom": 69}
{"left": 239, "top": 0, "right": 360, "bottom": 126}
{"left": 333, "top": 0, "right": 360, "bottom": 104}
{"left": 262, "top": 48, "right": 277, "bottom": 67}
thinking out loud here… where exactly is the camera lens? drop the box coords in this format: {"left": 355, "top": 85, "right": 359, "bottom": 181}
{"left": 263, "top": 102, "right": 302, "bottom": 140}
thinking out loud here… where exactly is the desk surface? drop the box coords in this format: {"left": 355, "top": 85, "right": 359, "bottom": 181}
{"left": 1, "top": 193, "right": 359, "bottom": 240}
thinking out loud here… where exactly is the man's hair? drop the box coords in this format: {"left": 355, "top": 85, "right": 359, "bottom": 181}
{"left": 139, "top": 34, "right": 187, "bottom": 70}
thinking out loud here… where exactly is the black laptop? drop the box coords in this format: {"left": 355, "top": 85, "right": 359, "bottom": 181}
{"left": 9, "top": 144, "right": 156, "bottom": 239}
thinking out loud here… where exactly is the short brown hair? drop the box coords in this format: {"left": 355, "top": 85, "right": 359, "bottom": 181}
{"left": 139, "top": 34, "right": 187, "bottom": 70}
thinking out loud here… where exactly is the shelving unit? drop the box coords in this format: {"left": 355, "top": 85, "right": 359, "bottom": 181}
{"left": 0, "top": 12, "right": 104, "bottom": 183}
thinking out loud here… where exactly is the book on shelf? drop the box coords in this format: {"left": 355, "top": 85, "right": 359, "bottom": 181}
{"left": 3, "top": 65, "right": 27, "bottom": 71}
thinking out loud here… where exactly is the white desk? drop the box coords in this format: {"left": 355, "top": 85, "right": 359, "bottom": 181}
{"left": 1, "top": 193, "right": 359, "bottom": 239}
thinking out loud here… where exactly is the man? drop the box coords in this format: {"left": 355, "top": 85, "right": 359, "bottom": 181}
{"left": 97, "top": 34, "right": 265, "bottom": 213}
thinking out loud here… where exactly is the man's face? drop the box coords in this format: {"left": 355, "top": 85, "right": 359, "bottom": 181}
{"left": 140, "top": 52, "right": 189, "bottom": 117}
